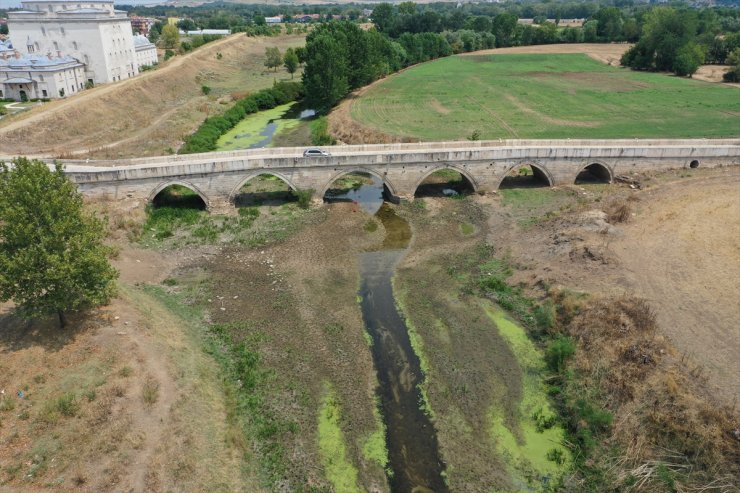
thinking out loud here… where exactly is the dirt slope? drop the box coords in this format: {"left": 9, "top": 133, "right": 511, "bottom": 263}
{"left": 610, "top": 173, "right": 740, "bottom": 401}
{"left": 488, "top": 168, "right": 740, "bottom": 405}
{"left": 0, "top": 33, "right": 305, "bottom": 159}
{"left": 0, "top": 246, "right": 256, "bottom": 492}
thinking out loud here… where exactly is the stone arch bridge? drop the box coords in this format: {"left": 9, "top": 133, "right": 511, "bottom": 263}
{"left": 56, "top": 139, "right": 739, "bottom": 213}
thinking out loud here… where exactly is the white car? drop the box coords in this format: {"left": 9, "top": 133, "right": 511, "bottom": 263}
{"left": 303, "top": 148, "right": 331, "bottom": 157}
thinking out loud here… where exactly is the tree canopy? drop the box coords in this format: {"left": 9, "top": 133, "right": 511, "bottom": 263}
{"left": 264, "top": 46, "right": 283, "bottom": 71}
{"left": 161, "top": 23, "right": 180, "bottom": 49}
{"left": 0, "top": 158, "right": 118, "bottom": 327}
{"left": 283, "top": 47, "right": 299, "bottom": 78}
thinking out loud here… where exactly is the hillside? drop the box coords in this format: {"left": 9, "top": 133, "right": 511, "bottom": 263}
{"left": 0, "top": 33, "right": 305, "bottom": 159}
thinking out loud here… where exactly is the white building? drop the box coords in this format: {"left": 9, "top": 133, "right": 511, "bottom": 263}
{"left": 7, "top": 0, "right": 156, "bottom": 87}
{"left": 0, "top": 50, "right": 86, "bottom": 101}
{"left": 133, "top": 34, "right": 156, "bottom": 68}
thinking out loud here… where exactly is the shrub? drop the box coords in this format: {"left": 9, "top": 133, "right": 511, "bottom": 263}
{"left": 293, "top": 189, "right": 314, "bottom": 209}
{"left": 55, "top": 393, "right": 80, "bottom": 417}
{"left": 310, "top": 116, "right": 336, "bottom": 146}
{"left": 545, "top": 335, "right": 576, "bottom": 373}
{"left": 201, "top": 85, "right": 211, "bottom": 95}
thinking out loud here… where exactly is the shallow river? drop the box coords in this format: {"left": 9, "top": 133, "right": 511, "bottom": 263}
{"left": 330, "top": 176, "right": 448, "bottom": 492}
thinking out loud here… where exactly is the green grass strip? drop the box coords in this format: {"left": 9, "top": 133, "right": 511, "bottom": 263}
{"left": 318, "top": 385, "right": 362, "bottom": 493}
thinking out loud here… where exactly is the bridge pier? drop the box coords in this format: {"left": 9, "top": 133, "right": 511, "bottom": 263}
{"left": 208, "top": 197, "right": 236, "bottom": 215}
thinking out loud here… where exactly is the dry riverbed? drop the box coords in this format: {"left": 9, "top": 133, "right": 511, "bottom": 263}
{"left": 1, "top": 167, "right": 738, "bottom": 491}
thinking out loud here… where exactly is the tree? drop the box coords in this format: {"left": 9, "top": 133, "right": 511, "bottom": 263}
{"left": 673, "top": 42, "right": 705, "bottom": 77}
{"left": 623, "top": 7, "right": 698, "bottom": 72}
{"left": 264, "top": 46, "right": 282, "bottom": 72}
{"left": 294, "top": 46, "right": 307, "bottom": 65}
{"left": 0, "top": 23, "right": 8, "bottom": 36}
{"left": 283, "top": 47, "right": 299, "bottom": 78}
{"left": 0, "top": 158, "right": 118, "bottom": 328}
{"left": 148, "top": 21, "right": 164, "bottom": 44}
{"left": 722, "top": 47, "right": 740, "bottom": 82}
{"left": 161, "top": 24, "right": 180, "bottom": 49}
{"left": 371, "top": 3, "right": 394, "bottom": 33}
{"left": 177, "top": 18, "right": 197, "bottom": 32}
{"left": 593, "top": 7, "right": 623, "bottom": 41}
{"left": 492, "top": 13, "right": 518, "bottom": 47}
{"left": 302, "top": 33, "right": 348, "bottom": 111}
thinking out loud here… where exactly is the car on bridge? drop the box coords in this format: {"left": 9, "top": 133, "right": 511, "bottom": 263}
{"left": 303, "top": 148, "right": 331, "bottom": 157}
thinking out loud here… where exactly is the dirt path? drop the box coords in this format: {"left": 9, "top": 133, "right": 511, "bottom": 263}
{"left": 467, "top": 43, "right": 631, "bottom": 65}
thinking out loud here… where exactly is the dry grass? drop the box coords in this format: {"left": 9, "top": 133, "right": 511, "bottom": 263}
{"left": 551, "top": 291, "right": 740, "bottom": 491}
{"left": 0, "top": 33, "right": 305, "bottom": 159}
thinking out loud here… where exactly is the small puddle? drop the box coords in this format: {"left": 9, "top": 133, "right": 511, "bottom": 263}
{"left": 332, "top": 177, "right": 448, "bottom": 492}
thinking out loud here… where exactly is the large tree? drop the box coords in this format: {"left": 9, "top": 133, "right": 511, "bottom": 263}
{"left": 0, "top": 158, "right": 118, "bottom": 327}
{"left": 264, "top": 46, "right": 282, "bottom": 72}
{"left": 161, "top": 23, "right": 180, "bottom": 49}
{"left": 302, "top": 33, "right": 348, "bottom": 111}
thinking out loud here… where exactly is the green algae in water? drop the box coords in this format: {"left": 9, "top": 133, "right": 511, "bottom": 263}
{"left": 484, "top": 304, "right": 571, "bottom": 490}
{"left": 318, "top": 385, "right": 362, "bottom": 493}
{"left": 362, "top": 396, "right": 390, "bottom": 472}
{"left": 216, "top": 102, "right": 302, "bottom": 151}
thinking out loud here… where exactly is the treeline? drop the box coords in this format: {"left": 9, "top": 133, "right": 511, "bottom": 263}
{"left": 180, "top": 82, "right": 303, "bottom": 154}
{"left": 621, "top": 7, "right": 740, "bottom": 77}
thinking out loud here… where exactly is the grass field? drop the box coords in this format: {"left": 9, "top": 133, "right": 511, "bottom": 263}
{"left": 349, "top": 53, "right": 740, "bottom": 140}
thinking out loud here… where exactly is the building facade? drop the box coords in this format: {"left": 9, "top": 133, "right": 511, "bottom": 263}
{"left": 133, "top": 33, "right": 156, "bottom": 68}
{"left": 0, "top": 50, "right": 86, "bottom": 100}
{"left": 7, "top": 0, "right": 156, "bottom": 86}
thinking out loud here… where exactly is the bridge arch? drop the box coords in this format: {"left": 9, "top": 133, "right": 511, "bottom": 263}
{"left": 320, "top": 168, "right": 398, "bottom": 200}
{"left": 575, "top": 161, "right": 613, "bottom": 184}
{"left": 411, "top": 164, "right": 478, "bottom": 196}
{"left": 228, "top": 171, "right": 298, "bottom": 203}
{"left": 148, "top": 180, "right": 210, "bottom": 209}
{"left": 496, "top": 162, "right": 554, "bottom": 189}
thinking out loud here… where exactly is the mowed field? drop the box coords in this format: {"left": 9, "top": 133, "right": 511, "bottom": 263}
{"left": 346, "top": 53, "right": 740, "bottom": 141}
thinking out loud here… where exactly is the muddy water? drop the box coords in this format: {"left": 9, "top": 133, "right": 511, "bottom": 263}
{"left": 334, "top": 176, "right": 448, "bottom": 492}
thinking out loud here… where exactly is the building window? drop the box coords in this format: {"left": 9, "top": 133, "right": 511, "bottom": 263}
{"left": 53, "top": 41, "right": 59, "bottom": 51}
{"left": 61, "top": 27, "right": 65, "bottom": 35}
{"left": 41, "top": 27, "right": 46, "bottom": 36}
{"left": 39, "top": 74, "right": 44, "bottom": 81}
{"left": 35, "top": 42, "right": 40, "bottom": 51}
{"left": 0, "top": 90, "right": 3, "bottom": 98}
{"left": 42, "top": 89, "right": 47, "bottom": 97}
{"left": 73, "top": 41, "right": 78, "bottom": 50}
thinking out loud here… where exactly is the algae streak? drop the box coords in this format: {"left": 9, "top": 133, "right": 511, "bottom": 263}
{"left": 485, "top": 304, "right": 571, "bottom": 491}
{"left": 362, "top": 396, "right": 390, "bottom": 473}
{"left": 393, "top": 279, "right": 435, "bottom": 419}
{"left": 318, "top": 385, "right": 362, "bottom": 493}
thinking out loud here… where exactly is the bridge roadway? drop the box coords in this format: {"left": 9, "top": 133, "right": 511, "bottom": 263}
{"left": 52, "top": 139, "right": 740, "bottom": 213}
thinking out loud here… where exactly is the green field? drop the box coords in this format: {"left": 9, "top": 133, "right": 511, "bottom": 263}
{"left": 349, "top": 53, "right": 740, "bottom": 140}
